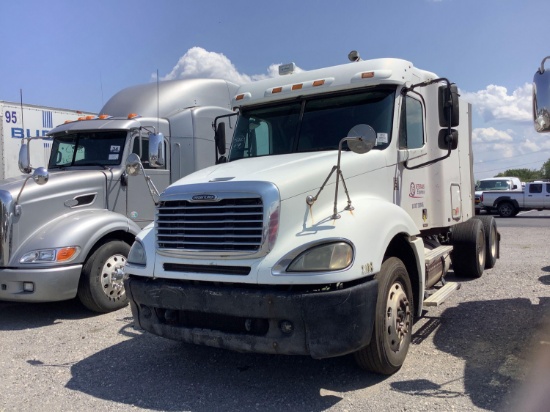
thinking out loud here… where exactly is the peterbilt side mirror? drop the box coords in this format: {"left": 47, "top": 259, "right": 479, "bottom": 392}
{"left": 533, "top": 56, "right": 550, "bottom": 132}
{"left": 18, "top": 144, "right": 32, "bottom": 174}
{"left": 32, "top": 167, "right": 49, "bottom": 185}
{"left": 215, "top": 122, "right": 226, "bottom": 156}
{"left": 148, "top": 132, "right": 165, "bottom": 168}
{"left": 438, "top": 84, "right": 459, "bottom": 127}
{"left": 125, "top": 153, "right": 142, "bottom": 176}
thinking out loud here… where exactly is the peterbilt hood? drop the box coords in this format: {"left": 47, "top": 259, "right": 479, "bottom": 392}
{"left": 0, "top": 169, "right": 116, "bottom": 204}
{"left": 166, "top": 151, "right": 386, "bottom": 201}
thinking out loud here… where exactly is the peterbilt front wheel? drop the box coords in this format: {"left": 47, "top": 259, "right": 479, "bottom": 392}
{"left": 78, "top": 240, "right": 130, "bottom": 313}
{"left": 354, "top": 257, "right": 413, "bottom": 375}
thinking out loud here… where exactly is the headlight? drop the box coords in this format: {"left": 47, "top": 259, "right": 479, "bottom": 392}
{"left": 127, "top": 240, "right": 146, "bottom": 266}
{"left": 20, "top": 246, "right": 80, "bottom": 264}
{"left": 287, "top": 242, "right": 353, "bottom": 272}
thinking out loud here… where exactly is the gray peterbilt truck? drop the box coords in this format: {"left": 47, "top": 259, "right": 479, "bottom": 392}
{"left": 0, "top": 78, "right": 238, "bottom": 312}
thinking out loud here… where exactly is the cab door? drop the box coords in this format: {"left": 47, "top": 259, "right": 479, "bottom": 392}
{"left": 126, "top": 132, "right": 170, "bottom": 228}
{"left": 526, "top": 183, "right": 544, "bottom": 209}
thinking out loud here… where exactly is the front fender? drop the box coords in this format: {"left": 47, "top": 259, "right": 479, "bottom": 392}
{"left": 259, "top": 196, "right": 421, "bottom": 285}
{"left": 11, "top": 209, "right": 141, "bottom": 266}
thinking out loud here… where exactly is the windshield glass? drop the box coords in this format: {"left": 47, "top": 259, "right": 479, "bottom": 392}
{"left": 229, "top": 87, "right": 395, "bottom": 160}
{"left": 48, "top": 131, "right": 127, "bottom": 168}
{"left": 478, "top": 180, "right": 511, "bottom": 190}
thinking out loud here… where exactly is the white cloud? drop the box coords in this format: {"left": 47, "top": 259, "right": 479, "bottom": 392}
{"left": 472, "top": 127, "right": 514, "bottom": 143}
{"left": 155, "top": 47, "right": 301, "bottom": 85}
{"left": 462, "top": 83, "right": 532, "bottom": 122}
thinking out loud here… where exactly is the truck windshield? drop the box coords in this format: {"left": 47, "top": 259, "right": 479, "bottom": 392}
{"left": 478, "top": 180, "right": 512, "bottom": 190}
{"left": 48, "top": 131, "right": 127, "bottom": 168}
{"left": 229, "top": 87, "right": 396, "bottom": 160}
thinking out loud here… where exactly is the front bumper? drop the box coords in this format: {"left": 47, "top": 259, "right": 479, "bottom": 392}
{"left": 125, "top": 276, "right": 379, "bottom": 359}
{"left": 0, "top": 264, "right": 82, "bottom": 302}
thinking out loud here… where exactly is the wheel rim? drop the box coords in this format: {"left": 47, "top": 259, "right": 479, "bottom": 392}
{"left": 500, "top": 203, "right": 512, "bottom": 217}
{"left": 477, "top": 229, "right": 486, "bottom": 269}
{"left": 489, "top": 225, "right": 497, "bottom": 259}
{"left": 100, "top": 254, "right": 127, "bottom": 300}
{"left": 385, "top": 282, "right": 411, "bottom": 352}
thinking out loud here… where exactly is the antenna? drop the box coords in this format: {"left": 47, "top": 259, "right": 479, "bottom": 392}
{"left": 156, "top": 69, "right": 160, "bottom": 133}
{"left": 19, "top": 89, "right": 25, "bottom": 139}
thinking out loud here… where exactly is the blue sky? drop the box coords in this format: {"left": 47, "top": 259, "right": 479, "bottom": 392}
{"left": 1, "top": 0, "right": 548, "bottom": 179}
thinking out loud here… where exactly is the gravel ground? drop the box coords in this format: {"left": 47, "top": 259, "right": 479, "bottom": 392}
{"left": 1, "top": 223, "right": 549, "bottom": 412}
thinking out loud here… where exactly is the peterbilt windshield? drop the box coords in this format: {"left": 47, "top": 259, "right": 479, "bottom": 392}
{"left": 48, "top": 131, "right": 128, "bottom": 168}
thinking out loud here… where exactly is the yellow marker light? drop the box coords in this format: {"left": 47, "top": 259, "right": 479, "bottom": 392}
{"left": 127, "top": 113, "right": 139, "bottom": 119}
{"left": 85, "top": 115, "right": 95, "bottom": 120}
{"left": 235, "top": 94, "right": 245, "bottom": 101}
{"left": 77, "top": 117, "right": 85, "bottom": 121}
{"left": 291, "top": 84, "right": 303, "bottom": 90}
{"left": 272, "top": 87, "right": 283, "bottom": 94}
{"left": 361, "top": 72, "right": 375, "bottom": 79}
{"left": 313, "top": 80, "right": 325, "bottom": 87}
{"left": 98, "top": 114, "right": 110, "bottom": 119}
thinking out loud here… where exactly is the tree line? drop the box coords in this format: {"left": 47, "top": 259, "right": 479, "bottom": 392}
{"left": 494, "top": 158, "right": 550, "bottom": 181}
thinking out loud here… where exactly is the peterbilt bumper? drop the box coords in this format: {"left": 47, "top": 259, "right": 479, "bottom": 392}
{"left": 125, "top": 276, "right": 379, "bottom": 359}
{"left": 0, "top": 264, "right": 82, "bottom": 302}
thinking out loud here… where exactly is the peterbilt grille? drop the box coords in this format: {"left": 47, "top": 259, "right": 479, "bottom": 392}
{"left": 156, "top": 198, "right": 264, "bottom": 251}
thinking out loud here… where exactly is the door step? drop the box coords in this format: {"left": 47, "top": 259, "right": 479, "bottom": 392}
{"left": 423, "top": 282, "right": 460, "bottom": 307}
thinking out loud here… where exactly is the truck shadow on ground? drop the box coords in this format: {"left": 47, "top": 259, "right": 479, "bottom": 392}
{"left": 65, "top": 328, "right": 385, "bottom": 411}
{"left": 393, "top": 295, "right": 550, "bottom": 411}
{"left": 0, "top": 299, "right": 96, "bottom": 330}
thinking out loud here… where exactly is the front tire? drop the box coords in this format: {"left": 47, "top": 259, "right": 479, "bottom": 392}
{"left": 78, "top": 240, "right": 130, "bottom": 313}
{"left": 354, "top": 257, "right": 413, "bottom": 375}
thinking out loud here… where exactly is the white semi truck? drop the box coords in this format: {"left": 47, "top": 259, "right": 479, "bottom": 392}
{"left": 0, "top": 101, "right": 95, "bottom": 179}
{"left": 0, "top": 78, "right": 238, "bottom": 313}
{"left": 124, "top": 54, "right": 500, "bottom": 374}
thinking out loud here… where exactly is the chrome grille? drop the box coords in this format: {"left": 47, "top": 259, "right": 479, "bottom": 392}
{"left": 156, "top": 197, "right": 264, "bottom": 251}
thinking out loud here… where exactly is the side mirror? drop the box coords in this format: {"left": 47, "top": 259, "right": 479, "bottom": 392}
{"left": 533, "top": 56, "right": 550, "bottom": 132}
{"left": 125, "top": 153, "right": 142, "bottom": 176}
{"left": 438, "top": 129, "right": 458, "bottom": 150}
{"left": 32, "top": 167, "right": 49, "bottom": 185}
{"left": 438, "top": 84, "right": 460, "bottom": 127}
{"left": 148, "top": 133, "right": 165, "bottom": 168}
{"left": 215, "top": 122, "right": 226, "bottom": 156}
{"left": 346, "top": 124, "right": 377, "bottom": 154}
{"left": 18, "top": 144, "right": 32, "bottom": 174}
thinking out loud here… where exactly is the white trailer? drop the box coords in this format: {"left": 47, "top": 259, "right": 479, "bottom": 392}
{"left": 0, "top": 101, "right": 94, "bottom": 179}
{"left": 124, "top": 54, "right": 501, "bottom": 375}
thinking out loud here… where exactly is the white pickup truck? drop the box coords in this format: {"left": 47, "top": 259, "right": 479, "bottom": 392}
{"left": 477, "top": 181, "right": 550, "bottom": 217}
{"left": 474, "top": 177, "right": 522, "bottom": 214}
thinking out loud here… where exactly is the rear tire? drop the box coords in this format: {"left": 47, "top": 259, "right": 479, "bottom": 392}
{"left": 497, "top": 201, "right": 516, "bottom": 218}
{"left": 354, "top": 257, "right": 413, "bottom": 375}
{"left": 472, "top": 215, "right": 498, "bottom": 269}
{"left": 78, "top": 240, "right": 130, "bottom": 313}
{"left": 451, "top": 219, "right": 486, "bottom": 278}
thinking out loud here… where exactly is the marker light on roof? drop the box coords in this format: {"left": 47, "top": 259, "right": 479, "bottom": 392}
{"left": 85, "top": 115, "right": 96, "bottom": 120}
{"left": 128, "top": 113, "right": 139, "bottom": 119}
{"left": 98, "top": 114, "right": 111, "bottom": 119}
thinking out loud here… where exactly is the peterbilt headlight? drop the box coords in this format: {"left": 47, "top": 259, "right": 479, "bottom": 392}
{"left": 127, "top": 240, "right": 146, "bottom": 266}
{"left": 287, "top": 242, "right": 353, "bottom": 272}
{"left": 20, "top": 246, "right": 80, "bottom": 264}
